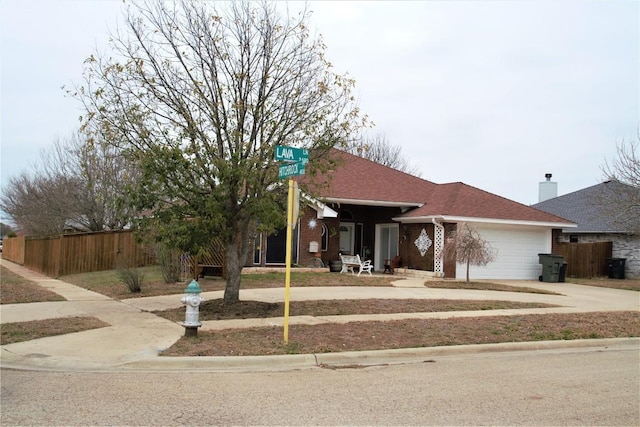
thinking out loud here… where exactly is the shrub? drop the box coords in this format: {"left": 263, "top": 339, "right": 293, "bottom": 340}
{"left": 116, "top": 259, "right": 145, "bottom": 293}
{"left": 154, "top": 243, "right": 183, "bottom": 283}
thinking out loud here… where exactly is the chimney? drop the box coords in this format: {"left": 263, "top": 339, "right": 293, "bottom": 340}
{"left": 538, "top": 173, "right": 557, "bottom": 202}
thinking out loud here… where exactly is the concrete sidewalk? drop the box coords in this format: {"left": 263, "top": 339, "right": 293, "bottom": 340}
{"left": 1, "top": 258, "right": 638, "bottom": 372}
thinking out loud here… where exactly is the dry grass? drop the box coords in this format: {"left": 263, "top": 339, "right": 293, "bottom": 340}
{"left": 162, "top": 311, "right": 640, "bottom": 356}
{"left": 59, "top": 269, "right": 396, "bottom": 300}
{"left": 424, "top": 280, "right": 561, "bottom": 294}
{"left": 566, "top": 277, "right": 640, "bottom": 291}
{"left": 0, "top": 267, "right": 65, "bottom": 304}
{"left": 153, "top": 298, "right": 557, "bottom": 322}
{"left": 1, "top": 317, "right": 110, "bottom": 345}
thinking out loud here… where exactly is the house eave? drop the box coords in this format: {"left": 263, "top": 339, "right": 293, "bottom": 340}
{"left": 303, "top": 195, "right": 338, "bottom": 219}
{"left": 392, "top": 215, "right": 577, "bottom": 228}
{"left": 323, "top": 197, "right": 423, "bottom": 208}
{"left": 561, "top": 229, "right": 635, "bottom": 234}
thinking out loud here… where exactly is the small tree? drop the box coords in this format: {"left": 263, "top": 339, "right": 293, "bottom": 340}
{"left": 444, "top": 224, "right": 497, "bottom": 283}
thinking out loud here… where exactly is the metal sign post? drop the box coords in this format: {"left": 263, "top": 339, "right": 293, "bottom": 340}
{"left": 275, "top": 146, "right": 307, "bottom": 344}
{"left": 283, "top": 179, "right": 294, "bottom": 344}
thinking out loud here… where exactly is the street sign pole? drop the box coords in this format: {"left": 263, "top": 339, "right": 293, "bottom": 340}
{"left": 275, "top": 145, "right": 307, "bottom": 344}
{"left": 283, "top": 178, "right": 294, "bottom": 344}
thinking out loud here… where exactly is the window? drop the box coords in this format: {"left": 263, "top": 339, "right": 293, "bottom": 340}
{"left": 321, "top": 223, "right": 328, "bottom": 251}
{"left": 340, "top": 209, "right": 354, "bottom": 220}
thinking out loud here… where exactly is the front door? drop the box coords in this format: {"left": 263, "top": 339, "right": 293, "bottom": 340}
{"left": 375, "top": 224, "right": 399, "bottom": 271}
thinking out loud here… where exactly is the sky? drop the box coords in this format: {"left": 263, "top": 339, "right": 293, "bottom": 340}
{"left": 1, "top": 0, "right": 638, "bottom": 222}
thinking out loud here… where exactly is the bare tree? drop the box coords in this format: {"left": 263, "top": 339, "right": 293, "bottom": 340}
{"left": 0, "top": 222, "right": 16, "bottom": 237}
{"left": 0, "top": 171, "right": 76, "bottom": 236}
{"left": 72, "top": 0, "right": 366, "bottom": 304}
{"left": 345, "top": 133, "right": 421, "bottom": 176}
{"left": 64, "top": 133, "right": 140, "bottom": 231}
{"left": 599, "top": 137, "right": 640, "bottom": 232}
{"left": 0, "top": 132, "right": 139, "bottom": 235}
{"left": 444, "top": 223, "right": 497, "bottom": 283}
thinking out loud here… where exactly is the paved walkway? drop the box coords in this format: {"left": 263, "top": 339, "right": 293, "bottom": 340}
{"left": 1, "top": 258, "right": 638, "bottom": 372}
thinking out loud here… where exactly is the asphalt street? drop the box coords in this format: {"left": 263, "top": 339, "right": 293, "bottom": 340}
{"left": 2, "top": 342, "right": 638, "bottom": 426}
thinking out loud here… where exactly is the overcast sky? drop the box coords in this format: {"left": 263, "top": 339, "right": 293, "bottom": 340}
{"left": 1, "top": 0, "right": 638, "bottom": 219}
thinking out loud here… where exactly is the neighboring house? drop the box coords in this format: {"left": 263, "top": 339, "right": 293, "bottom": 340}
{"left": 252, "top": 150, "right": 574, "bottom": 280}
{"left": 533, "top": 180, "right": 640, "bottom": 279}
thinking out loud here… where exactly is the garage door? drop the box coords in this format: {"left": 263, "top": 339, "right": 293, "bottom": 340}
{"left": 455, "top": 224, "right": 552, "bottom": 280}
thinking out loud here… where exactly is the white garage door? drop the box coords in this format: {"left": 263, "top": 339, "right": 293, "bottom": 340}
{"left": 455, "top": 224, "right": 552, "bottom": 280}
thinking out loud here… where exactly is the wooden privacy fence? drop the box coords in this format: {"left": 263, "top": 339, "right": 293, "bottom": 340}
{"left": 2, "top": 231, "right": 154, "bottom": 277}
{"left": 554, "top": 241, "right": 612, "bottom": 278}
{"left": 2, "top": 235, "right": 26, "bottom": 265}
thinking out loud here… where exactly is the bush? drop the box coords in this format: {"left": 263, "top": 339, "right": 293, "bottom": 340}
{"left": 154, "top": 243, "right": 183, "bottom": 283}
{"left": 116, "top": 260, "right": 145, "bottom": 293}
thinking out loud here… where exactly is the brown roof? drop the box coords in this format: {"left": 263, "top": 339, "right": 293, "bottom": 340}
{"left": 404, "top": 182, "right": 572, "bottom": 223}
{"left": 305, "top": 149, "right": 436, "bottom": 204}
{"left": 308, "top": 149, "right": 572, "bottom": 225}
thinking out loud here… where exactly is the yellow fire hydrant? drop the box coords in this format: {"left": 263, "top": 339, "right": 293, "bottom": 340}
{"left": 181, "top": 279, "right": 204, "bottom": 337}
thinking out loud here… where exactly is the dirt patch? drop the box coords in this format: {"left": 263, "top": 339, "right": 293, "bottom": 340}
{"left": 1, "top": 317, "right": 110, "bottom": 345}
{"left": 162, "top": 311, "right": 640, "bottom": 356}
{"left": 153, "top": 299, "right": 558, "bottom": 322}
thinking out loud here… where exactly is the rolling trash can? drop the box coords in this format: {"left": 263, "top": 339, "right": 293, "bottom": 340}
{"left": 559, "top": 262, "right": 567, "bottom": 283}
{"left": 607, "top": 258, "right": 626, "bottom": 280}
{"left": 538, "top": 253, "right": 565, "bottom": 283}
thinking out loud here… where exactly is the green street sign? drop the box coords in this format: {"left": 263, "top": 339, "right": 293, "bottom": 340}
{"left": 278, "top": 161, "right": 306, "bottom": 179}
{"left": 275, "top": 145, "right": 309, "bottom": 165}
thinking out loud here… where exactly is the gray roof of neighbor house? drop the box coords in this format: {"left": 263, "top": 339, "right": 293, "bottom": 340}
{"left": 306, "top": 149, "right": 573, "bottom": 226}
{"left": 532, "top": 180, "right": 639, "bottom": 233}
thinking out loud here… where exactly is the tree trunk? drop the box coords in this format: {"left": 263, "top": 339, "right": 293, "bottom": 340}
{"left": 223, "top": 242, "right": 242, "bottom": 304}
{"left": 466, "top": 259, "right": 470, "bottom": 283}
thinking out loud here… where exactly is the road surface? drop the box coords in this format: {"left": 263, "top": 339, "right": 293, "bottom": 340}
{"left": 2, "top": 343, "right": 638, "bottom": 426}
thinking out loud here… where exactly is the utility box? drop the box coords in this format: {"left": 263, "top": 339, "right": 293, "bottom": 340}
{"left": 538, "top": 253, "right": 565, "bottom": 282}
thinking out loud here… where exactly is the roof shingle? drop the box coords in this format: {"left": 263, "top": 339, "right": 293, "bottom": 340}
{"left": 308, "top": 149, "right": 572, "bottom": 225}
{"left": 533, "top": 180, "right": 639, "bottom": 232}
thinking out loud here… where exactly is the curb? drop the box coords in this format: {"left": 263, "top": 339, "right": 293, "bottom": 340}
{"left": 4, "top": 337, "right": 633, "bottom": 373}
{"left": 118, "top": 337, "right": 640, "bottom": 372}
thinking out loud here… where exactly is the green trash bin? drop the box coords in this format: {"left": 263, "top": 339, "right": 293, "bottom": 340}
{"left": 538, "top": 253, "right": 564, "bottom": 282}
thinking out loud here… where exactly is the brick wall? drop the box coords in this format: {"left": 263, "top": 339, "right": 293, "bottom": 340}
{"left": 400, "top": 223, "right": 435, "bottom": 271}
{"left": 297, "top": 206, "right": 325, "bottom": 266}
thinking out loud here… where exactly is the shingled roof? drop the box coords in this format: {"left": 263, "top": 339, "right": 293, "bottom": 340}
{"left": 533, "top": 180, "right": 639, "bottom": 232}
{"left": 306, "top": 149, "right": 437, "bottom": 206}
{"left": 311, "top": 149, "right": 573, "bottom": 226}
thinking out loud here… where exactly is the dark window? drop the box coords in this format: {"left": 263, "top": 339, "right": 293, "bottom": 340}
{"left": 321, "top": 223, "right": 328, "bottom": 251}
{"left": 340, "top": 209, "right": 354, "bottom": 220}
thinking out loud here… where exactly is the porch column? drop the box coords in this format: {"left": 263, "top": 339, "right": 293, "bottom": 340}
{"left": 432, "top": 219, "right": 444, "bottom": 277}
